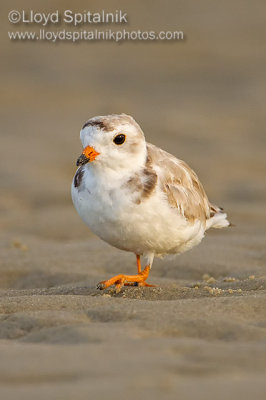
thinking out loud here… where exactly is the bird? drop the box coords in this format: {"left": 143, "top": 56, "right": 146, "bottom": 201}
{"left": 71, "top": 114, "right": 230, "bottom": 292}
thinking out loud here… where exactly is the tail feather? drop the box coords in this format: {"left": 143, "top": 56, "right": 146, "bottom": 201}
{"left": 206, "top": 203, "right": 231, "bottom": 230}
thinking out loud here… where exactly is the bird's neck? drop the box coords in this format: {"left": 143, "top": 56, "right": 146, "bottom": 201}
{"left": 87, "top": 146, "right": 147, "bottom": 183}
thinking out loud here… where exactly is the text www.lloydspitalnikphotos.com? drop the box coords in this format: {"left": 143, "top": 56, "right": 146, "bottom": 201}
{"left": 7, "top": 9, "right": 184, "bottom": 43}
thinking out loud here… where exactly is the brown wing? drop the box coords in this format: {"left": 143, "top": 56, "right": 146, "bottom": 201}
{"left": 146, "top": 143, "right": 212, "bottom": 223}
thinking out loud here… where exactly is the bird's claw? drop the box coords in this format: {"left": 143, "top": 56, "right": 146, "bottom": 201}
{"left": 96, "top": 266, "right": 152, "bottom": 292}
{"left": 96, "top": 282, "right": 106, "bottom": 290}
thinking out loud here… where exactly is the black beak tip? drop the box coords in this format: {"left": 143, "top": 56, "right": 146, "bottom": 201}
{"left": 76, "top": 154, "right": 89, "bottom": 166}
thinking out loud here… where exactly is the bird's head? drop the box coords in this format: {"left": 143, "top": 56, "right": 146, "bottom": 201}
{"left": 76, "top": 114, "right": 147, "bottom": 173}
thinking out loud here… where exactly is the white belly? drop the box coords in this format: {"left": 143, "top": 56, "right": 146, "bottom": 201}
{"left": 71, "top": 167, "right": 205, "bottom": 256}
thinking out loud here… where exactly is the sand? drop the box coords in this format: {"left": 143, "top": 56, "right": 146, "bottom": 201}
{"left": 1, "top": 0, "right": 266, "bottom": 399}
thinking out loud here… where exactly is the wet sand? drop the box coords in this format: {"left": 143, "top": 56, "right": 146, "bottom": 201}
{"left": 1, "top": 0, "right": 266, "bottom": 399}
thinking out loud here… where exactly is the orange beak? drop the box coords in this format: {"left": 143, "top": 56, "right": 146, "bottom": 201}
{"left": 76, "top": 146, "right": 100, "bottom": 166}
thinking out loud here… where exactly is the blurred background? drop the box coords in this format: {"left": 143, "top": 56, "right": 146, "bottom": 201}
{"left": 0, "top": 1, "right": 266, "bottom": 399}
{"left": 1, "top": 0, "right": 265, "bottom": 244}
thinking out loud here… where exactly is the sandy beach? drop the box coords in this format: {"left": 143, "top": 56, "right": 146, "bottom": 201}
{"left": 1, "top": 0, "right": 266, "bottom": 399}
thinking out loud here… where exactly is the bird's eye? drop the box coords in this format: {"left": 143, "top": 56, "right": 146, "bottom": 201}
{"left": 113, "top": 134, "right": 126, "bottom": 145}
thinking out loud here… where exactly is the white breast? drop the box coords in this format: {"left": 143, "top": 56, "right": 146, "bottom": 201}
{"left": 71, "top": 166, "right": 205, "bottom": 256}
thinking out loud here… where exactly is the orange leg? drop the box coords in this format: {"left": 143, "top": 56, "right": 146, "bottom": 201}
{"left": 97, "top": 255, "right": 155, "bottom": 292}
{"left": 136, "top": 254, "right": 141, "bottom": 273}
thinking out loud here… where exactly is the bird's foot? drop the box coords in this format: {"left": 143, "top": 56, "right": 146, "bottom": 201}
{"left": 97, "top": 266, "right": 152, "bottom": 293}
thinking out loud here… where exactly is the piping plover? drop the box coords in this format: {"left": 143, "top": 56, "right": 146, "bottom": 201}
{"left": 71, "top": 114, "right": 230, "bottom": 291}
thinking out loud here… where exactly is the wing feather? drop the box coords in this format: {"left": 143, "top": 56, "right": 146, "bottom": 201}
{"left": 146, "top": 143, "right": 211, "bottom": 223}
